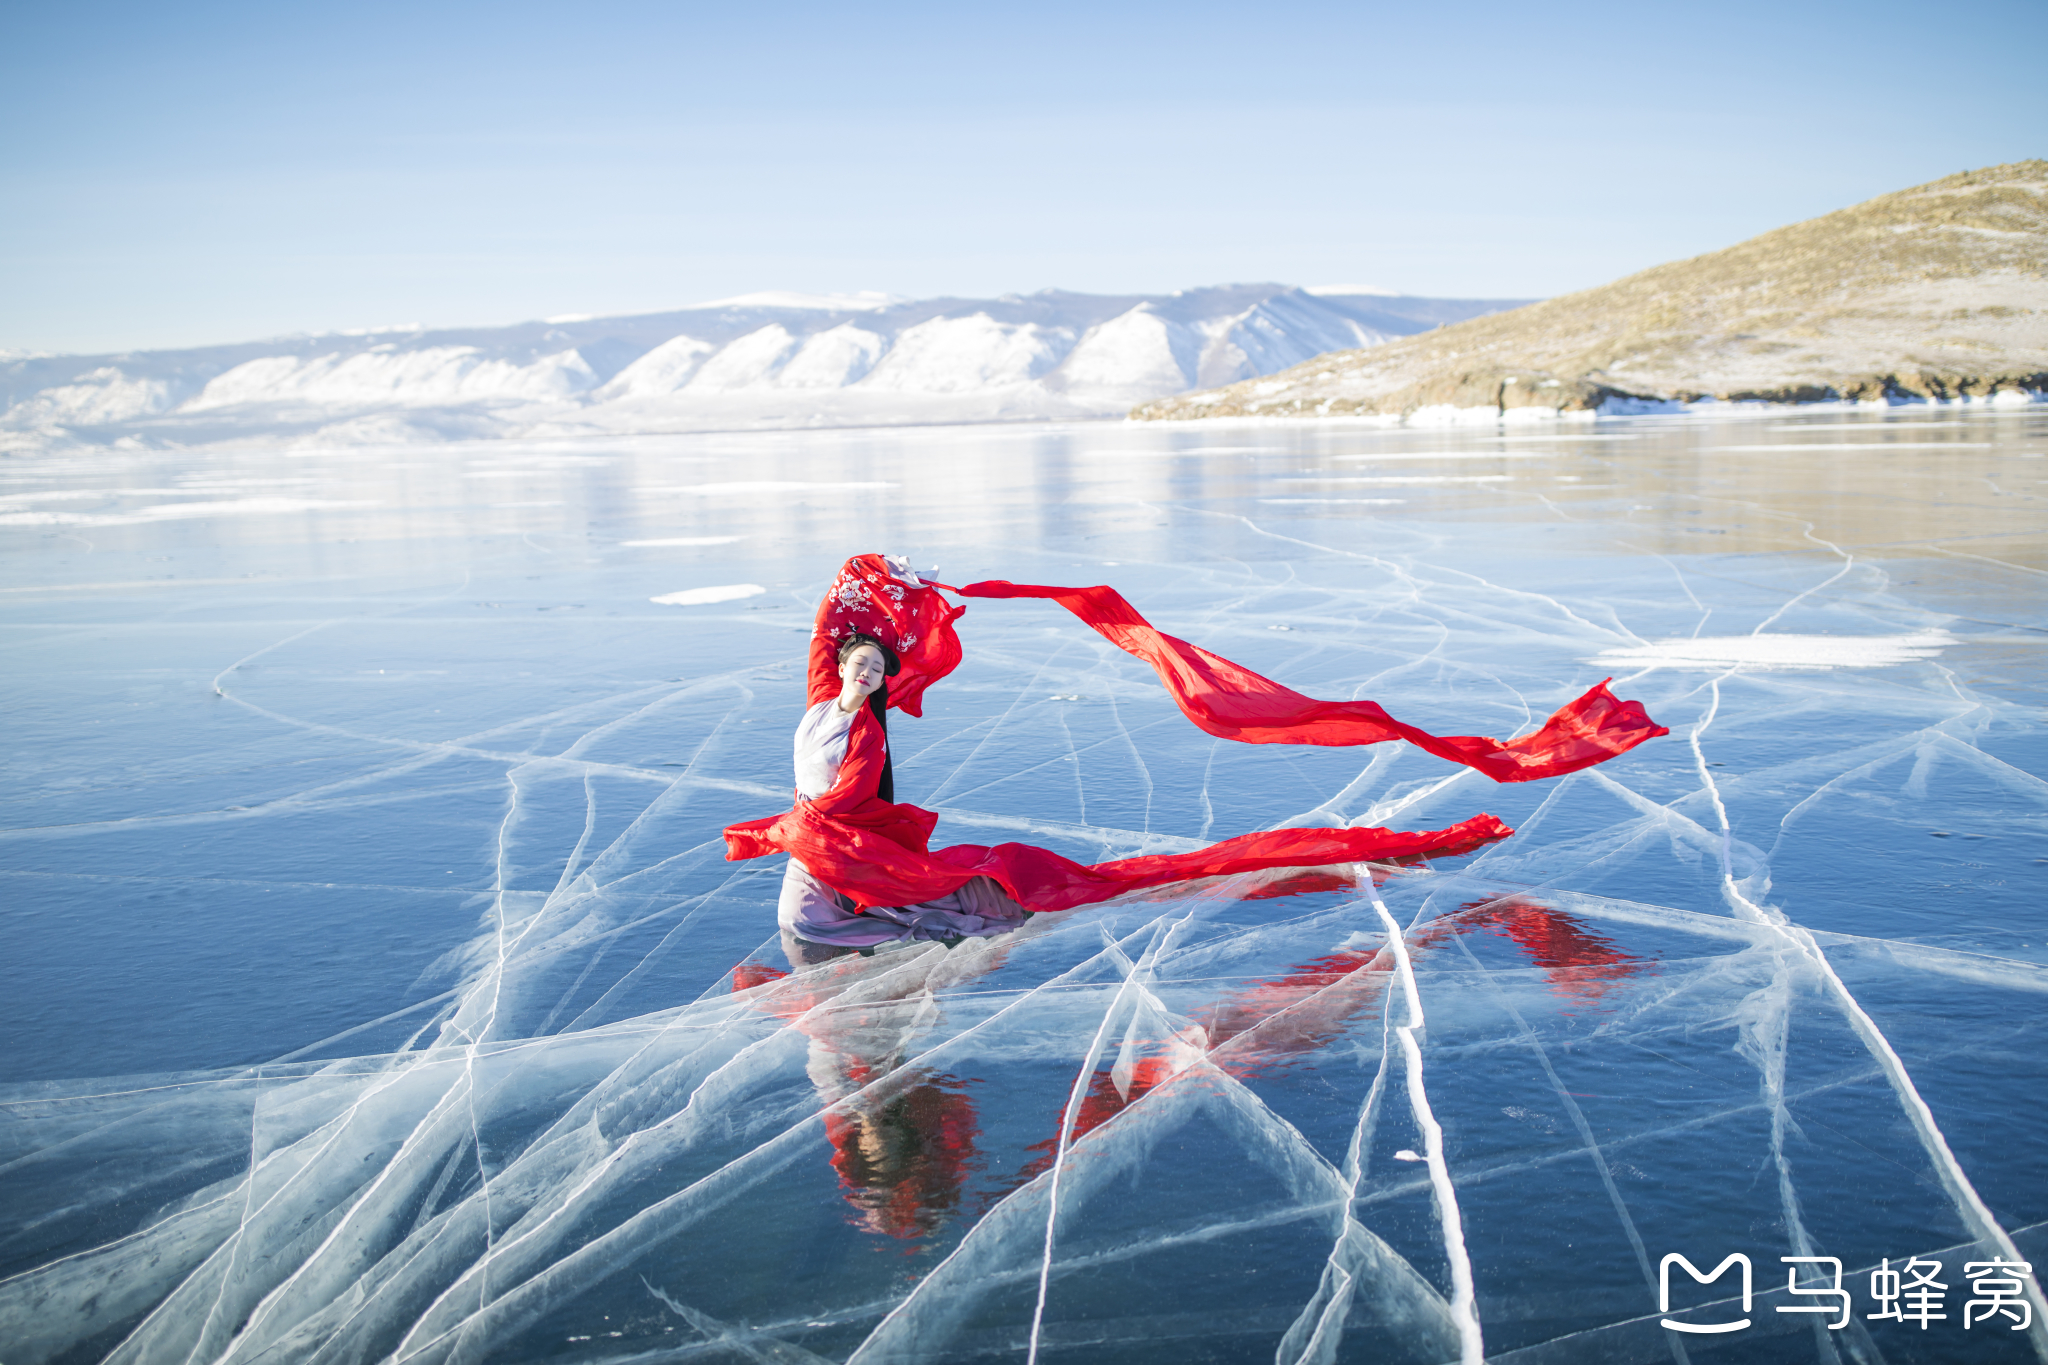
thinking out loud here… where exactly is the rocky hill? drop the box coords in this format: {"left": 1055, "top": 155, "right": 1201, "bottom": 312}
{"left": 0, "top": 286, "right": 1527, "bottom": 451}
{"left": 1133, "top": 161, "right": 2048, "bottom": 423}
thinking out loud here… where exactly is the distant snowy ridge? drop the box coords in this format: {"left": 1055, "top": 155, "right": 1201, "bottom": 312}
{"left": 0, "top": 286, "right": 1528, "bottom": 449}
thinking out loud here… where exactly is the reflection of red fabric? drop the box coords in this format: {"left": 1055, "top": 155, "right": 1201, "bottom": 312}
{"left": 948, "top": 579, "right": 1668, "bottom": 782}
{"left": 1240, "top": 869, "right": 1359, "bottom": 900}
{"left": 1202, "top": 950, "right": 1380, "bottom": 1055}
{"left": 1458, "top": 898, "right": 1647, "bottom": 1007}
{"left": 1013, "top": 1059, "right": 1178, "bottom": 1185}
{"left": 730, "top": 963, "right": 790, "bottom": 992}
{"left": 725, "top": 699, "right": 1512, "bottom": 910}
{"left": 1198, "top": 901, "right": 1653, "bottom": 1074}
{"left": 806, "top": 554, "right": 966, "bottom": 718}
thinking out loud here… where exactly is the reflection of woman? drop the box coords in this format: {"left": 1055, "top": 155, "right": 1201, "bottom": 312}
{"left": 728, "top": 554, "right": 1667, "bottom": 952}
{"left": 736, "top": 924, "right": 1018, "bottom": 1237}
{"left": 778, "top": 632, "right": 1027, "bottom": 953}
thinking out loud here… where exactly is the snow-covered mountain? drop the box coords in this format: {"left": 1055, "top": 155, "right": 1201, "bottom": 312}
{"left": 1, "top": 285, "right": 1530, "bottom": 448}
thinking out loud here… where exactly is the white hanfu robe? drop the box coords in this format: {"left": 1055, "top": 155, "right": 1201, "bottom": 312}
{"left": 779, "top": 698, "right": 1026, "bottom": 952}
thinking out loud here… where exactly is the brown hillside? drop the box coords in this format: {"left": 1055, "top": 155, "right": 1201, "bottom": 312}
{"left": 1134, "top": 160, "right": 2048, "bottom": 421}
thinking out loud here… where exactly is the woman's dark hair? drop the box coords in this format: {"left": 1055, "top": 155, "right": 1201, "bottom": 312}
{"left": 836, "top": 633, "right": 897, "bottom": 802}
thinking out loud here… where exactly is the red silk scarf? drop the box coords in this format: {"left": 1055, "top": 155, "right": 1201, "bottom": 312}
{"left": 723, "top": 560, "right": 1666, "bottom": 913}
{"left": 947, "top": 579, "right": 1668, "bottom": 783}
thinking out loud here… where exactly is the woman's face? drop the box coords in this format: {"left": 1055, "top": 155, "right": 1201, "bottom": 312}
{"left": 840, "top": 644, "right": 887, "bottom": 697}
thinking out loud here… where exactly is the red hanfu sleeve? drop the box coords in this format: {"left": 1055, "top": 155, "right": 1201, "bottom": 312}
{"left": 807, "top": 555, "right": 967, "bottom": 718}
{"left": 948, "top": 579, "right": 1666, "bottom": 782}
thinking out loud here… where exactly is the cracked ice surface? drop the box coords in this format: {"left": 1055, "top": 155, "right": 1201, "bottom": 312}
{"left": 2, "top": 409, "right": 2045, "bottom": 1364}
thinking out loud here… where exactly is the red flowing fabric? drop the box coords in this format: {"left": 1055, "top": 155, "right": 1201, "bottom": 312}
{"left": 946, "top": 579, "right": 1668, "bottom": 782}
{"left": 804, "top": 554, "right": 966, "bottom": 717}
{"left": 722, "top": 557, "right": 1667, "bottom": 915}
{"left": 723, "top": 703, "right": 1510, "bottom": 912}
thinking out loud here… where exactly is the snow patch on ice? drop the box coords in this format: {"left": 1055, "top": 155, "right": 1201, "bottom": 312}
{"left": 302, "top": 414, "right": 475, "bottom": 447}
{"left": 0, "top": 497, "right": 376, "bottom": 528}
{"left": 1297, "top": 474, "right": 1513, "bottom": 486}
{"left": 0, "top": 489, "right": 129, "bottom": 506}
{"left": 1591, "top": 630, "right": 1956, "bottom": 671}
{"left": 651, "top": 480, "right": 894, "bottom": 496}
{"left": 650, "top": 584, "right": 766, "bottom": 606}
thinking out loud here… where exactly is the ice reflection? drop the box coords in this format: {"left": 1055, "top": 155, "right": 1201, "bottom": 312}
{"left": 1, "top": 404, "right": 2044, "bottom": 1363}
{"left": 728, "top": 878, "right": 1660, "bottom": 1254}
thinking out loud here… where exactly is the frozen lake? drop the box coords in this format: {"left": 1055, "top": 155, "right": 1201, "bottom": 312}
{"left": 2, "top": 407, "right": 2044, "bottom": 1363}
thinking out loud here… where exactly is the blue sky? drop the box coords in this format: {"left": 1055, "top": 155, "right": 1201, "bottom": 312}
{"left": 3, "top": 0, "right": 2041, "bottom": 354}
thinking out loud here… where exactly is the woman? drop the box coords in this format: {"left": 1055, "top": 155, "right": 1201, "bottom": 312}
{"left": 730, "top": 554, "right": 1666, "bottom": 954}
{"left": 776, "top": 630, "right": 1027, "bottom": 956}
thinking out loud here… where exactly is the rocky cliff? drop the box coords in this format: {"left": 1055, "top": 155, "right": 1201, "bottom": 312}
{"left": 1132, "top": 161, "right": 2048, "bottom": 423}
